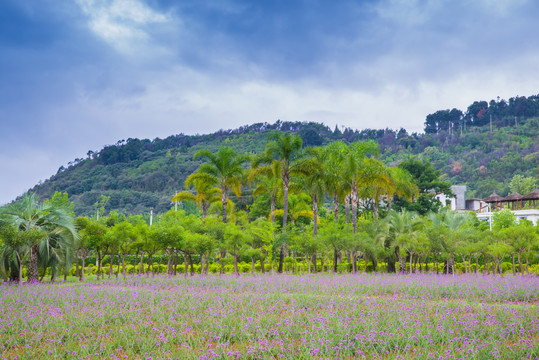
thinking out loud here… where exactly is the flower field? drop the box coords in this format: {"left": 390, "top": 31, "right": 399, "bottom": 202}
{"left": 1, "top": 274, "right": 538, "bottom": 359}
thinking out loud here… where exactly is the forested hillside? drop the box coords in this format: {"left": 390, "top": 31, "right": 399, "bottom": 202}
{"left": 29, "top": 95, "right": 539, "bottom": 216}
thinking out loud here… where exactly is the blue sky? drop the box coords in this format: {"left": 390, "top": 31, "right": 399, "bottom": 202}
{"left": 1, "top": 0, "right": 539, "bottom": 205}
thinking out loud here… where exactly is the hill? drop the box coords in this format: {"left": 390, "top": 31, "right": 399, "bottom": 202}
{"left": 29, "top": 101, "right": 539, "bottom": 217}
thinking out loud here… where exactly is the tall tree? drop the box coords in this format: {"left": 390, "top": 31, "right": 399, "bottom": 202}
{"left": 248, "top": 161, "right": 282, "bottom": 224}
{"left": 297, "top": 147, "right": 328, "bottom": 236}
{"left": 252, "top": 131, "right": 304, "bottom": 273}
{"left": 190, "top": 146, "right": 249, "bottom": 222}
{"left": 395, "top": 158, "right": 452, "bottom": 215}
{"left": 324, "top": 142, "right": 350, "bottom": 222}
{"left": 340, "top": 141, "right": 380, "bottom": 232}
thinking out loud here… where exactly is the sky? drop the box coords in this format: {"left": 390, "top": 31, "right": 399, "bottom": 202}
{"left": 1, "top": 0, "right": 539, "bottom": 205}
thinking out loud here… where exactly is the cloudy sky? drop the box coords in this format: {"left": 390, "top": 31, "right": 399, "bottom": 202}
{"left": 1, "top": 0, "right": 538, "bottom": 205}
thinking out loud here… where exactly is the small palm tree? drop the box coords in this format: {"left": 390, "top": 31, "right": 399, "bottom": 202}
{"left": 0, "top": 194, "right": 77, "bottom": 282}
{"left": 173, "top": 176, "right": 221, "bottom": 220}
{"left": 381, "top": 209, "right": 423, "bottom": 273}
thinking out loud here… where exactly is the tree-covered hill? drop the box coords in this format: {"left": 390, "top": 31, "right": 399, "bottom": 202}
{"left": 29, "top": 98, "right": 539, "bottom": 216}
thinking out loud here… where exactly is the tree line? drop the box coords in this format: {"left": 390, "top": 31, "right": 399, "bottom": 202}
{"left": 2, "top": 132, "right": 538, "bottom": 282}
{"left": 424, "top": 94, "right": 539, "bottom": 134}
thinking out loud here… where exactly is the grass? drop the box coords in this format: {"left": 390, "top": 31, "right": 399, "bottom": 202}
{"left": 1, "top": 273, "right": 538, "bottom": 359}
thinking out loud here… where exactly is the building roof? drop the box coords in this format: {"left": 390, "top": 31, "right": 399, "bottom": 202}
{"left": 503, "top": 192, "right": 523, "bottom": 201}
{"left": 522, "top": 188, "right": 539, "bottom": 200}
{"left": 483, "top": 192, "right": 503, "bottom": 203}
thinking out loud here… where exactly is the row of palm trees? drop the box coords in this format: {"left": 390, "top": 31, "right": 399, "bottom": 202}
{"left": 174, "top": 132, "right": 419, "bottom": 272}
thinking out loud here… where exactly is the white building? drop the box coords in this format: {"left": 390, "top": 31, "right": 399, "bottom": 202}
{"left": 436, "top": 185, "right": 539, "bottom": 226}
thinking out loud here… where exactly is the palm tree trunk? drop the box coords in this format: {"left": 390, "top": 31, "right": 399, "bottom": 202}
{"left": 344, "top": 194, "right": 350, "bottom": 224}
{"left": 373, "top": 192, "right": 379, "bottom": 218}
{"left": 28, "top": 243, "right": 40, "bottom": 282}
{"left": 278, "top": 175, "right": 289, "bottom": 274}
{"left": 282, "top": 174, "right": 289, "bottom": 228}
{"left": 312, "top": 195, "right": 318, "bottom": 237}
{"left": 221, "top": 191, "right": 227, "bottom": 223}
{"left": 260, "top": 258, "right": 265, "bottom": 274}
{"left": 398, "top": 255, "right": 406, "bottom": 274}
{"left": 333, "top": 193, "right": 339, "bottom": 221}
{"left": 202, "top": 205, "right": 207, "bottom": 220}
{"left": 351, "top": 186, "right": 358, "bottom": 233}
{"left": 270, "top": 195, "right": 275, "bottom": 223}
{"left": 518, "top": 253, "right": 523, "bottom": 275}
{"left": 15, "top": 252, "right": 23, "bottom": 284}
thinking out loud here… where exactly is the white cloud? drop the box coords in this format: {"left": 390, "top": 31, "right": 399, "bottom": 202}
{"left": 76, "top": 0, "right": 170, "bottom": 53}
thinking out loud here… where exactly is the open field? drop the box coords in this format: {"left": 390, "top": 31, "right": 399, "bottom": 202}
{"left": 1, "top": 274, "right": 538, "bottom": 359}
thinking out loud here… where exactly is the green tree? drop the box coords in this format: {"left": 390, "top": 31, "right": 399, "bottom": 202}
{"left": 492, "top": 209, "right": 515, "bottom": 230}
{"left": 253, "top": 131, "right": 304, "bottom": 272}
{"left": 248, "top": 161, "right": 282, "bottom": 224}
{"left": 224, "top": 223, "right": 247, "bottom": 275}
{"left": 396, "top": 158, "right": 452, "bottom": 215}
{"left": 380, "top": 209, "right": 423, "bottom": 273}
{"left": 173, "top": 177, "right": 221, "bottom": 220}
{"left": 190, "top": 146, "right": 249, "bottom": 223}
{"left": 0, "top": 223, "right": 38, "bottom": 283}
{"left": 75, "top": 217, "right": 106, "bottom": 281}
{"left": 297, "top": 147, "right": 328, "bottom": 236}
{"left": 0, "top": 193, "right": 77, "bottom": 282}
{"left": 339, "top": 141, "right": 380, "bottom": 232}
{"left": 509, "top": 174, "right": 537, "bottom": 195}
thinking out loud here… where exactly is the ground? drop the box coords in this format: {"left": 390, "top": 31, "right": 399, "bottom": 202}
{"left": 1, "top": 273, "right": 538, "bottom": 359}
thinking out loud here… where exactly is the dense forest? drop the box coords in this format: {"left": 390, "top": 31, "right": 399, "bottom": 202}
{"left": 28, "top": 95, "right": 539, "bottom": 216}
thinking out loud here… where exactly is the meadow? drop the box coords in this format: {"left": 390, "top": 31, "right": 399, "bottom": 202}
{"left": 1, "top": 273, "right": 538, "bottom": 360}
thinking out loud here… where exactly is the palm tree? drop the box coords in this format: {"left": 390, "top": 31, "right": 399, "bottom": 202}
{"left": 0, "top": 193, "right": 77, "bottom": 282}
{"left": 189, "top": 146, "right": 249, "bottom": 222}
{"left": 297, "top": 147, "right": 327, "bottom": 236}
{"left": 248, "top": 161, "right": 282, "bottom": 223}
{"left": 324, "top": 142, "right": 350, "bottom": 222}
{"left": 427, "top": 209, "right": 469, "bottom": 274}
{"left": 381, "top": 209, "right": 423, "bottom": 273}
{"left": 358, "top": 158, "right": 391, "bottom": 219}
{"left": 339, "top": 141, "right": 380, "bottom": 233}
{"left": 273, "top": 193, "right": 313, "bottom": 225}
{"left": 386, "top": 167, "right": 419, "bottom": 211}
{"left": 173, "top": 176, "right": 221, "bottom": 220}
{"left": 252, "top": 131, "right": 303, "bottom": 273}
